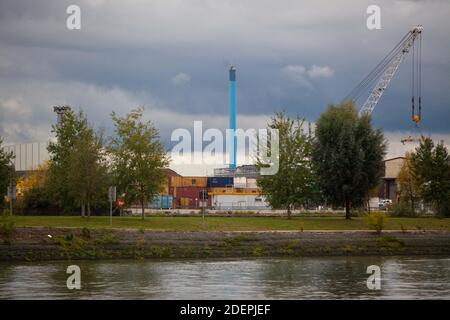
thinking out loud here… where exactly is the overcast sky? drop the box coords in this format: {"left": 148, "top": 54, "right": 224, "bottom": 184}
{"left": 0, "top": 0, "right": 449, "bottom": 173}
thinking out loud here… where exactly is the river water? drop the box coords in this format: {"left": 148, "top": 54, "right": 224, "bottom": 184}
{"left": 0, "top": 256, "right": 449, "bottom": 299}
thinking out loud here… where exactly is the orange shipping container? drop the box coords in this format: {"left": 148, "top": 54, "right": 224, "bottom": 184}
{"left": 171, "top": 176, "right": 207, "bottom": 188}
{"left": 208, "top": 187, "right": 260, "bottom": 195}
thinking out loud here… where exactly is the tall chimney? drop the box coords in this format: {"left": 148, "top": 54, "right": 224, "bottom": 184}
{"left": 229, "top": 66, "right": 237, "bottom": 169}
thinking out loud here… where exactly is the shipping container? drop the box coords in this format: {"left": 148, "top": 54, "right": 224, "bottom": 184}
{"left": 171, "top": 176, "right": 207, "bottom": 188}
{"left": 246, "top": 178, "right": 258, "bottom": 188}
{"left": 172, "top": 186, "right": 209, "bottom": 209}
{"left": 211, "top": 194, "right": 270, "bottom": 210}
{"left": 149, "top": 195, "right": 173, "bottom": 209}
{"left": 208, "top": 187, "right": 233, "bottom": 194}
{"left": 207, "top": 176, "right": 234, "bottom": 188}
{"left": 233, "top": 177, "right": 247, "bottom": 188}
{"left": 208, "top": 187, "right": 260, "bottom": 195}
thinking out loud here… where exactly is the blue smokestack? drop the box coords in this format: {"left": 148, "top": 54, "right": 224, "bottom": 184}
{"left": 229, "top": 66, "right": 237, "bottom": 169}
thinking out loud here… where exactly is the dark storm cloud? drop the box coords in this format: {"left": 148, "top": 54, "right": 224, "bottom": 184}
{"left": 0, "top": 0, "right": 449, "bottom": 146}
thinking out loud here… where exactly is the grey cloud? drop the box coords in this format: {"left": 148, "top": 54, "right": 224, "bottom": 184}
{"left": 0, "top": 0, "right": 449, "bottom": 147}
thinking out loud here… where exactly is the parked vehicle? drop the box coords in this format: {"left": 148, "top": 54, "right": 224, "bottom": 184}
{"left": 378, "top": 199, "right": 392, "bottom": 210}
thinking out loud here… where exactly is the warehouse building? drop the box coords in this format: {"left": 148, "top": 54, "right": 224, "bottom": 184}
{"left": 2, "top": 142, "right": 49, "bottom": 175}
{"left": 379, "top": 157, "right": 406, "bottom": 203}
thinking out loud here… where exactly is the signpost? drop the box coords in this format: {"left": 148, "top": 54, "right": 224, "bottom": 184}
{"left": 108, "top": 186, "right": 116, "bottom": 226}
{"left": 199, "top": 190, "right": 208, "bottom": 221}
{"left": 117, "top": 197, "right": 125, "bottom": 216}
{"left": 7, "top": 184, "right": 16, "bottom": 217}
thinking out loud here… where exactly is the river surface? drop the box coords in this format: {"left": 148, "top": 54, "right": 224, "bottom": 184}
{"left": 0, "top": 256, "right": 449, "bottom": 299}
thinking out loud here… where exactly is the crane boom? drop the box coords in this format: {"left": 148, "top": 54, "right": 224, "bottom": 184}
{"left": 356, "top": 25, "right": 423, "bottom": 116}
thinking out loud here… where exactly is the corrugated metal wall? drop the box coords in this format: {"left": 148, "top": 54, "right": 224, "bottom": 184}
{"left": 2, "top": 142, "right": 49, "bottom": 172}
{"left": 211, "top": 194, "right": 269, "bottom": 210}
{"left": 172, "top": 186, "right": 210, "bottom": 208}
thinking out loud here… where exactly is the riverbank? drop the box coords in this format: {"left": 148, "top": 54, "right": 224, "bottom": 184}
{"left": 7, "top": 216, "right": 450, "bottom": 231}
{"left": 1, "top": 227, "right": 450, "bottom": 261}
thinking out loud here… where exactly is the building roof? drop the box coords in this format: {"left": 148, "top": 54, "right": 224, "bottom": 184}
{"left": 164, "top": 168, "right": 181, "bottom": 177}
{"left": 384, "top": 156, "right": 406, "bottom": 162}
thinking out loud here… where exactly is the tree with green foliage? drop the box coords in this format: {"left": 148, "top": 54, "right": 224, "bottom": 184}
{"left": 47, "top": 108, "right": 89, "bottom": 213}
{"left": 396, "top": 154, "right": 420, "bottom": 216}
{"left": 410, "top": 138, "right": 450, "bottom": 217}
{"left": 67, "top": 124, "right": 109, "bottom": 217}
{"left": 312, "top": 101, "right": 386, "bottom": 219}
{"left": 257, "top": 111, "right": 319, "bottom": 219}
{"left": 109, "top": 108, "right": 169, "bottom": 220}
{"left": 0, "top": 137, "right": 15, "bottom": 207}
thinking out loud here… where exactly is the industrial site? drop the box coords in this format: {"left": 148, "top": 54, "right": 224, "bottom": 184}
{"left": 0, "top": 0, "right": 449, "bottom": 304}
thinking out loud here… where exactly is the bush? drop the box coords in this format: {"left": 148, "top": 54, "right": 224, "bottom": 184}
{"left": 388, "top": 201, "right": 417, "bottom": 217}
{"left": 365, "top": 211, "right": 387, "bottom": 234}
{"left": 0, "top": 212, "right": 16, "bottom": 244}
{"left": 81, "top": 227, "right": 91, "bottom": 239}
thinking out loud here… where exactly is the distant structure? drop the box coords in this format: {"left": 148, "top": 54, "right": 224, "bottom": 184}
{"left": 379, "top": 157, "right": 406, "bottom": 202}
{"left": 2, "top": 142, "right": 49, "bottom": 174}
{"left": 229, "top": 66, "right": 237, "bottom": 169}
{"left": 53, "top": 105, "right": 71, "bottom": 126}
{"left": 1, "top": 105, "right": 67, "bottom": 174}
{"left": 214, "top": 165, "right": 259, "bottom": 178}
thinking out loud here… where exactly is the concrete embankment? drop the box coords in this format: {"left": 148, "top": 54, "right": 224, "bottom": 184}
{"left": 1, "top": 227, "right": 450, "bottom": 261}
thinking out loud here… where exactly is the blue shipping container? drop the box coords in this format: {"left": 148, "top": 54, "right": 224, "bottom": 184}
{"left": 207, "top": 177, "right": 234, "bottom": 188}
{"left": 149, "top": 195, "right": 173, "bottom": 209}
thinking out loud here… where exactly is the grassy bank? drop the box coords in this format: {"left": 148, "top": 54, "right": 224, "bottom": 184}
{"left": 1, "top": 227, "right": 450, "bottom": 262}
{"left": 7, "top": 216, "right": 450, "bottom": 231}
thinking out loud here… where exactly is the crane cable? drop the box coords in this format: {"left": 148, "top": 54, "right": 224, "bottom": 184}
{"left": 418, "top": 33, "right": 422, "bottom": 122}
{"left": 342, "top": 31, "right": 412, "bottom": 104}
{"left": 411, "top": 38, "right": 415, "bottom": 121}
{"left": 412, "top": 32, "right": 422, "bottom": 127}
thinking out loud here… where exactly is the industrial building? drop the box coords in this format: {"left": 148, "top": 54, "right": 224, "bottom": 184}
{"left": 159, "top": 170, "right": 268, "bottom": 210}
{"left": 2, "top": 142, "right": 49, "bottom": 175}
{"left": 379, "top": 157, "right": 406, "bottom": 203}
{"left": 149, "top": 66, "right": 270, "bottom": 211}
{"left": 151, "top": 163, "right": 269, "bottom": 210}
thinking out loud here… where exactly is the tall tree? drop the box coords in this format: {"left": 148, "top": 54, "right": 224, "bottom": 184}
{"left": 47, "top": 108, "right": 89, "bottom": 212}
{"left": 410, "top": 138, "right": 450, "bottom": 217}
{"left": 109, "top": 108, "right": 169, "bottom": 220}
{"left": 257, "top": 112, "right": 319, "bottom": 219}
{"left": 397, "top": 154, "right": 420, "bottom": 215}
{"left": 0, "top": 137, "right": 15, "bottom": 207}
{"left": 67, "top": 125, "right": 109, "bottom": 217}
{"left": 312, "top": 101, "right": 386, "bottom": 219}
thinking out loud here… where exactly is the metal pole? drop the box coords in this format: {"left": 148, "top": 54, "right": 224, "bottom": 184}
{"left": 202, "top": 201, "right": 205, "bottom": 221}
{"left": 202, "top": 190, "right": 206, "bottom": 221}
{"left": 110, "top": 199, "right": 112, "bottom": 226}
{"left": 229, "top": 66, "right": 237, "bottom": 169}
{"left": 10, "top": 197, "right": 12, "bottom": 217}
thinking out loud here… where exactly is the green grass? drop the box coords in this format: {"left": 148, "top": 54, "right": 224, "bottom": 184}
{"left": 8, "top": 216, "right": 450, "bottom": 232}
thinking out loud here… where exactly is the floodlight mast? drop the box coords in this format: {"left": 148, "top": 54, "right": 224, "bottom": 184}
{"left": 53, "top": 105, "right": 71, "bottom": 126}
